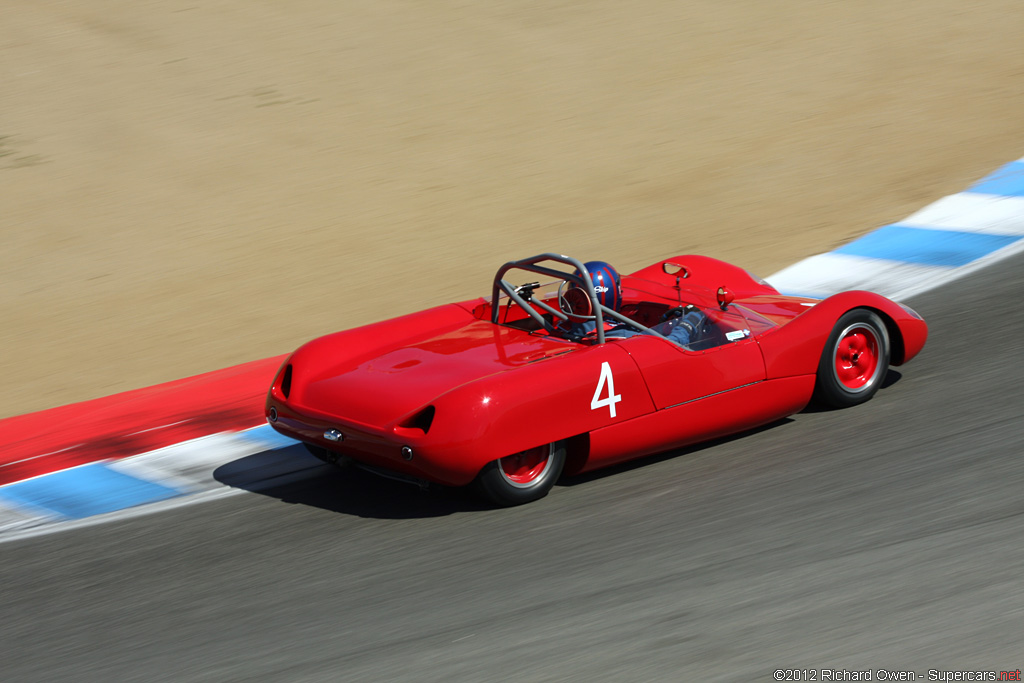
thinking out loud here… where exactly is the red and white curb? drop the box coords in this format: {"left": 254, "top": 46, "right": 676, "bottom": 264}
{"left": 0, "top": 425, "right": 325, "bottom": 543}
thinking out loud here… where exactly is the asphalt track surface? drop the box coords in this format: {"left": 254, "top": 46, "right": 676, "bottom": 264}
{"left": 3, "top": 255, "right": 1022, "bottom": 682}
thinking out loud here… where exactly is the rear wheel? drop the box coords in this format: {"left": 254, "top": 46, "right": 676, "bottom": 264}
{"left": 814, "top": 309, "right": 890, "bottom": 408}
{"left": 474, "top": 441, "right": 566, "bottom": 507}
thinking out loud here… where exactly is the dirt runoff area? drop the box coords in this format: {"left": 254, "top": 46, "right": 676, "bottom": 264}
{"left": 1, "top": 1, "right": 1023, "bottom": 418}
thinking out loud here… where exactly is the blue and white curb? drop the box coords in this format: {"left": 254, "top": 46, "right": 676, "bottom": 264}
{"left": 768, "top": 157, "right": 1024, "bottom": 299}
{"left": 2, "top": 156, "right": 1022, "bottom": 543}
{"left": 0, "top": 425, "right": 310, "bottom": 544}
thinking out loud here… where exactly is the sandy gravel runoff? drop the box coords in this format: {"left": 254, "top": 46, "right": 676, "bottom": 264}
{"left": 2, "top": 1, "right": 1023, "bottom": 418}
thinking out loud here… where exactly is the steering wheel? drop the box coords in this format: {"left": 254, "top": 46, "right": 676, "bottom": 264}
{"left": 558, "top": 283, "right": 593, "bottom": 323}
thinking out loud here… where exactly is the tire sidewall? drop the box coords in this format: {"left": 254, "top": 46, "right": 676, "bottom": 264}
{"left": 474, "top": 441, "right": 567, "bottom": 507}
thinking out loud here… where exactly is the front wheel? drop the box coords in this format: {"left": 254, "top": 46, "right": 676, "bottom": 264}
{"left": 813, "top": 308, "right": 891, "bottom": 409}
{"left": 473, "top": 441, "right": 566, "bottom": 507}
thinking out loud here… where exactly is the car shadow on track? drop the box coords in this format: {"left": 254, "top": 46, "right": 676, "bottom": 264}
{"left": 797, "top": 368, "right": 902, "bottom": 414}
{"left": 213, "top": 445, "right": 490, "bottom": 520}
{"left": 555, "top": 417, "right": 797, "bottom": 487}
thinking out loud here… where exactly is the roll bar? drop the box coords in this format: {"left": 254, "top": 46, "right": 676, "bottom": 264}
{"left": 491, "top": 253, "right": 668, "bottom": 345}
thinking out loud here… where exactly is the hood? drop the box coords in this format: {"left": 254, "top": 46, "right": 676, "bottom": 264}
{"left": 289, "top": 317, "right": 576, "bottom": 426}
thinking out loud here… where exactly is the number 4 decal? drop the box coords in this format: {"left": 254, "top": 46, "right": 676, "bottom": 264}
{"left": 591, "top": 361, "right": 622, "bottom": 418}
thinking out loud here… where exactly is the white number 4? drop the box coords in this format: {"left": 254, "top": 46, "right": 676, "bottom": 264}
{"left": 591, "top": 362, "right": 622, "bottom": 418}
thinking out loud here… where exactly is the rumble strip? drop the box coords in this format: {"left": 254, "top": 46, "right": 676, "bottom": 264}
{"left": 0, "top": 425, "right": 316, "bottom": 543}
{"left": 769, "top": 156, "right": 1024, "bottom": 299}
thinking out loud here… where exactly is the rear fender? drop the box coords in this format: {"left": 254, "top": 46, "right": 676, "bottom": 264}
{"left": 422, "top": 343, "right": 655, "bottom": 483}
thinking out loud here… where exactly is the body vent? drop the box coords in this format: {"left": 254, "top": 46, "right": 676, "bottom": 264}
{"left": 281, "top": 364, "right": 293, "bottom": 399}
{"left": 399, "top": 405, "right": 435, "bottom": 434}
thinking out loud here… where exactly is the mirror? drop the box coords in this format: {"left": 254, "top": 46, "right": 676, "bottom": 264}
{"left": 717, "top": 286, "right": 735, "bottom": 310}
{"left": 662, "top": 262, "right": 688, "bottom": 277}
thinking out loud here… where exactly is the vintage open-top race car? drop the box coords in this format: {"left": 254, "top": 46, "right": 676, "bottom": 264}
{"left": 266, "top": 253, "right": 927, "bottom": 506}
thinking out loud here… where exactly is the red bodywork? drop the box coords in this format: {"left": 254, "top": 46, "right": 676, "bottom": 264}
{"left": 266, "top": 255, "right": 927, "bottom": 486}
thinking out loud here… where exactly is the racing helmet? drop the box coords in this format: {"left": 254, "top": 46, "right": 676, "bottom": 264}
{"left": 578, "top": 260, "right": 622, "bottom": 311}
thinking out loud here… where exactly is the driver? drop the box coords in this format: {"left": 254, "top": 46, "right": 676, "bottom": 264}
{"left": 560, "top": 261, "right": 707, "bottom": 346}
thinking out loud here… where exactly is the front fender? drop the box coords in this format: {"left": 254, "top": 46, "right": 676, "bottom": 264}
{"left": 757, "top": 291, "right": 928, "bottom": 379}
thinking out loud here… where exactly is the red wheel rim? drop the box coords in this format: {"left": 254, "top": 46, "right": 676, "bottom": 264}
{"left": 833, "top": 324, "right": 880, "bottom": 390}
{"left": 498, "top": 445, "right": 551, "bottom": 488}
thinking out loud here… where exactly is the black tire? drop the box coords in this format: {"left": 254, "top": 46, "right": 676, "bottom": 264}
{"left": 813, "top": 308, "right": 890, "bottom": 409}
{"left": 473, "top": 441, "right": 566, "bottom": 507}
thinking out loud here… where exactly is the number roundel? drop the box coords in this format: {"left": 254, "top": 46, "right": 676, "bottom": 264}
{"left": 591, "top": 362, "right": 622, "bottom": 418}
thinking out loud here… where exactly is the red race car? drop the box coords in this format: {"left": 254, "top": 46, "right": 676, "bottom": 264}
{"left": 266, "top": 253, "right": 927, "bottom": 506}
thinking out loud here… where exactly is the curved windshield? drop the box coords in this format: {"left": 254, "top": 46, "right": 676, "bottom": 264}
{"left": 643, "top": 305, "right": 751, "bottom": 351}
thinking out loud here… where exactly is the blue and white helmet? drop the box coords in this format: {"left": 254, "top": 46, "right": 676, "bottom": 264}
{"left": 579, "top": 261, "right": 622, "bottom": 311}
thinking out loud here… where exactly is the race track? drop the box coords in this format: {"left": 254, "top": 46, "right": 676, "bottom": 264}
{"left": 2, "top": 254, "right": 1022, "bottom": 681}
